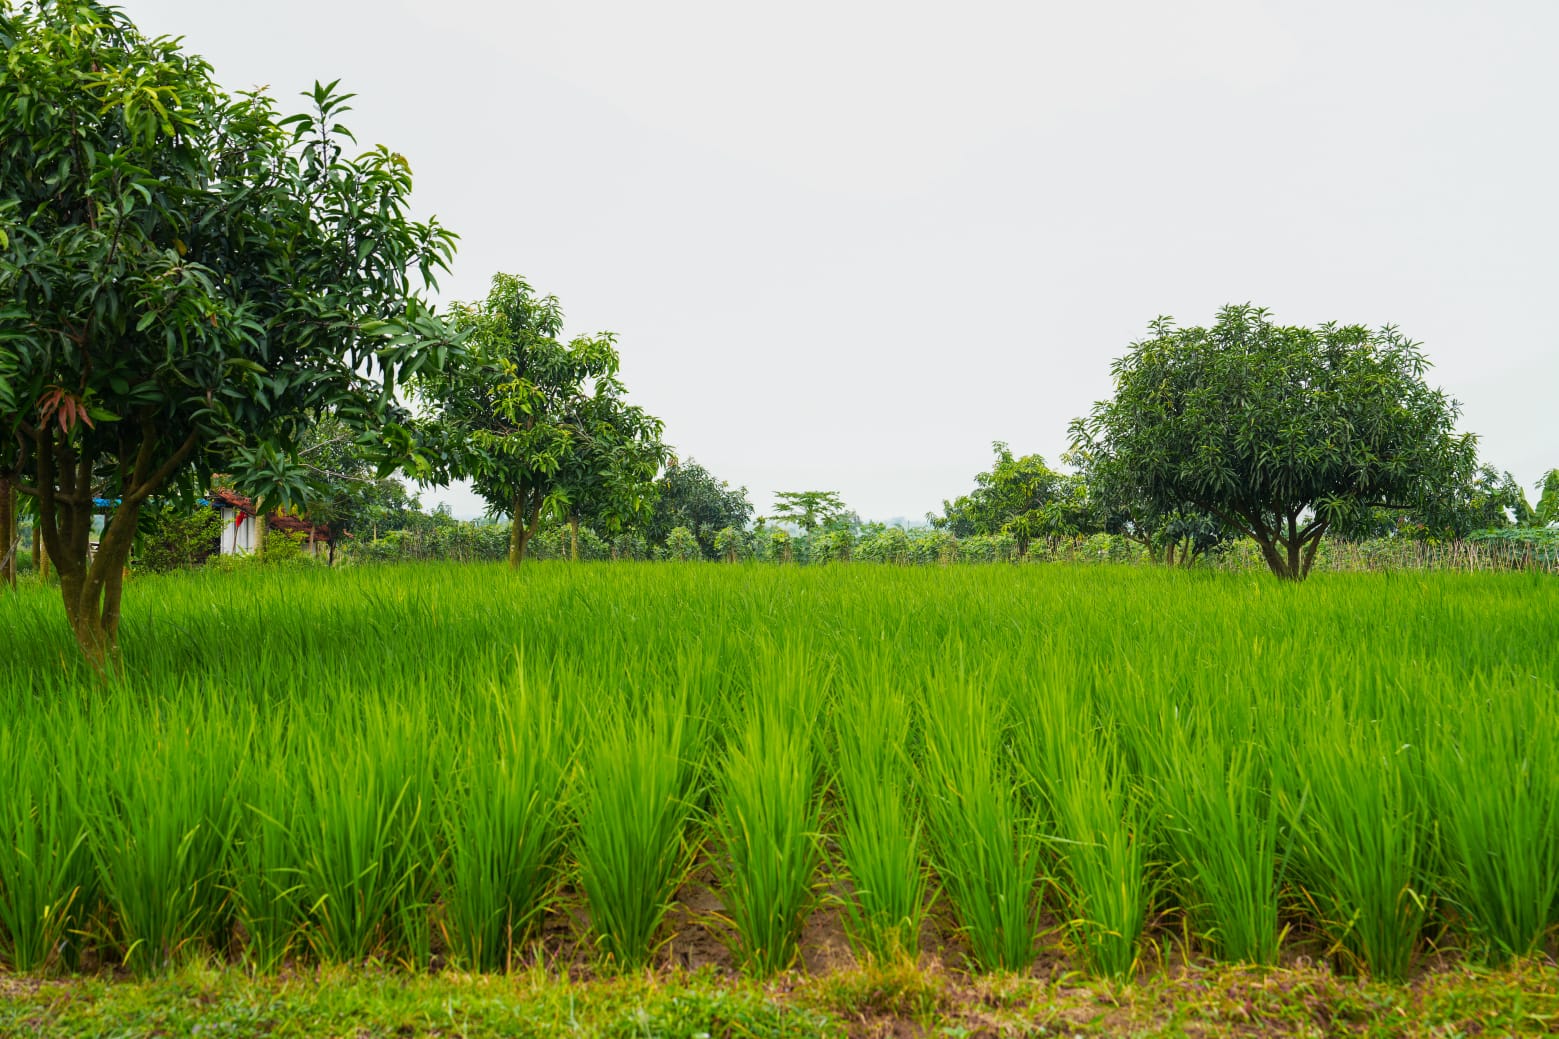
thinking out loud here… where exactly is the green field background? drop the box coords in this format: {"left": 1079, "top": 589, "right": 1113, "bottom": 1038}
{"left": 2, "top": 564, "right": 1556, "bottom": 980}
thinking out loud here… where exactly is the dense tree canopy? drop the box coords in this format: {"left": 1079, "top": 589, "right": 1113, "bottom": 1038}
{"left": 412, "top": 274, "right": 664, "bottom": 566}
{"left": 1536, "top": 469, "right": 1559, "bottom": 528}
{"left": 1063, "top": 440, "right": 1231, "bottom": 566}
{"left": 1332, "top": 463, "right": 1534, "bottom": 541}
{"left": 554, "top": 378, "right": 669, "bottom": 560}
{"left": 932, "top": 443, "right": 1085, "bottom": 555}
{"left": 0, "top": 1, "right": 455, "bottom": 661}
{"left": 1073, "top": 305, "right": 1475, "bottom": 580}
{"left": 645, "top": 459, "right": 753, "bottom": 560}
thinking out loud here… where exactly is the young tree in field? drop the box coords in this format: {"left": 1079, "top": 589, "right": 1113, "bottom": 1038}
{"left": 1073, "top": 305, "right": 1474, "bottom": 580}
{"left": 933, "top": 443, "right": 1088, "bottom": 556}
{"left": 713, "top": 525, "right": 745, "bottom": 562}
{"left": 771, "top": 490, "right": 848, "bottom": 534}
{"left": 412, "top": 274, "right": 663, "bottom": 566}
{"left": 555, "top": 387, "right": 667, "bottom": 560}
{"left": 645, "top": 459, "right": 753, "bottom": 559}
{"left": 0, "top": 3, "right": 456, "bottom": 663}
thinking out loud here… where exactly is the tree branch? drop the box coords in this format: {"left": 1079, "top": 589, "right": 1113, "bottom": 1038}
{"left": 34, "top": 428, "right": 74, "bottom": 582}
{"left": 126, "top": 429, "right": 201, "bottom": 503}
{"left": 127, "top": 414, "right": 159, "bottom": 494}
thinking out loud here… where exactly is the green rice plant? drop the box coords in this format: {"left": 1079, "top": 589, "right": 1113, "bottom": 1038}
{"left": 294, "top": 713, "right": 431, "bottom": 965}
{"left": 1151, "top": 728, "right": 1287, "bottom": 965}
{"left": 574, "top": 689, "right": 701, "bottom": 971}
{"left": 1030, "top": 736, "right": 1150, "bottom": 976}
{"left": 85, "top": 703, "right": 245, "bottom": 974}
{"left": 226, "top": 756, "right": 307, "bottom": 974}
{"left": 918, "top": 658, "right": 1043, "bottom": 972}
{"left": 0, "top": 723, "right": 93, "bottom": 973}
{"left": 1430, "top": 681, "right": 1559, "bottom": 961}
{"left": 714, "top": 647, "right": 824, "bottom": 975}
{"left": 1281, "top": 708, "right": 1429, "bottom": 980}
{"left": 4, "top": 558, "right": 1559, "bottom": 984}
{"left": 1009, "top": 653, "right": 1151, "bottom": 979}
{"left": 438, "top": 674, "right": 571, "bottom": 972}
{"left": 832, "top": 665, "right": 927, "bottom": 965}
{"left": 376, "top": 703, "right": 445, "bottom": 970}
{"left": 1054, "top": 745, "right": 1151, "bottom": 979}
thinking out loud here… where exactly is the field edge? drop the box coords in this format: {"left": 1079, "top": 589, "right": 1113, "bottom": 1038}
{"left": 3, "top": 957, "right": 1557, "bottom": 1038}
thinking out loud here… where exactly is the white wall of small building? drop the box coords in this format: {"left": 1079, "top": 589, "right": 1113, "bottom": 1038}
{"left": 219, "top": 507, "right": 256, "bottom": 555}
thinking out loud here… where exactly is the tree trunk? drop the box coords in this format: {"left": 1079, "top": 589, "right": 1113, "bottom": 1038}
{"left": 569, "top": 515, "right": 580, "bottom": 561}
{"left": 32, "top": 523, "right": 43, "bottom": 578}
{"left": 0, "top": 476, "right": 16, "bottom": 587}
{"left": 518, "top": 502, "right": 542, "bottom": 565}
{"left": 1251, "top": 534, "right": 1295, "bottom": 579}
{"left": 506, "top": 491, "right": 543, "bottom": 567}
{"left": 508, "top": 491, "right": 525, "bottom": 567}
{"left": 53, "top": 499, "right": 142, "bottom": 672}
{"left": 30, "top": 417, "right": 200, "bottom": 668}
{"left": 254, "top": 512, "right": 267, "bottom": 560}
{"left": 1250, "top": 515, "right": 1327, "bottom": 581}
{"left": 1299, "top": 526, "right": 1325, "bottom": 578}
{"left": 1173, "top": 537, "right": 1197, "bottom": 568}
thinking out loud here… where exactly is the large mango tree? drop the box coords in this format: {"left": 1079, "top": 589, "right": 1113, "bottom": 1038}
{"left": 0, "top": 1, "right": 456, "bottom": 666}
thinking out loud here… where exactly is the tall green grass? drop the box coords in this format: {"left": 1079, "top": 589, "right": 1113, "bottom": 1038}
{"left": 228, "top": 755, "right": 306, "bottom": 974}
{"left": 1282, "top": 702, "right": 1430, "bottom": 980}
{"left": 713, "top": 647, "right": 823, "bottom": 975}
{"left": 295, "top": 702, "right": 439, "bottom": 967}
{"left": 1429, "top": 677, "right": 1559, "bottom": 961}
{"left": 0, "top": 717, "right": 92, "bottom": 972}
{"left": 574, "top": 688, "right": 701, "bottom": 971}
{"left": 919, "top": 656, "right": 1044, "bottom": 972}
{"left": 84, "top": 701, "right": 245, "bottom": 974}
{"left": 1, "top": 563, "right": 1556, "bottom": 979}
{"left": 1129, "top": 712, "right": 1287, "bottom": 965}
{"left": 833, "top": 660, "right": 927, "bottom": 965}
{"left": 1013, "top": 666, "right": 1151, "bottom": 978}
{"left": 438, "top": 674, "right": 571, "bottom": 972}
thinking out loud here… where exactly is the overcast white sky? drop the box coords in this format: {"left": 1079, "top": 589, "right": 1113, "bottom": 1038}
{"left": 123, "top": 1, "right": 1558, "bottom": 522}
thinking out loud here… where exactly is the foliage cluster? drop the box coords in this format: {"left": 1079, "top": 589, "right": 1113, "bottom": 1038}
{"left": 644, "top": 460, "right": 754, "bottom": 560}
{"left": 411, "top": 274, "right": 665, "bottom": 566}
{"left": 132, "top": 505, "right": 225, "bottom": 573}
{"left": 1072, "top": 306, "right": 1476, "bottom": 579}
{"left": 0, "top": 1, "right": 455, "bottom": 662}
{"left": 932, "top": 444, "right": 1087, "bottom": 555}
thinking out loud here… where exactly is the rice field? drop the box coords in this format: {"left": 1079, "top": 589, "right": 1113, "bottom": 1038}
{"left": 1, "top": 562, "right": 1556, "bottom": 983}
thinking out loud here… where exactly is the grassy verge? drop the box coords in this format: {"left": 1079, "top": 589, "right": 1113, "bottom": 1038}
{"left": 3, "top": 959, "right": 1556, "bottom": 1038}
